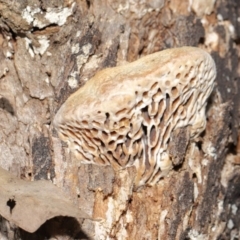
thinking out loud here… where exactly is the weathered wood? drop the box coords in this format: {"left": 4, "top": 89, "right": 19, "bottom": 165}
{"left": 0, "top": 0, "right": 239, "bottom": 239}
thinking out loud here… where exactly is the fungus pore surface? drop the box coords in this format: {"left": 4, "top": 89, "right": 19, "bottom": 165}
{"left": 54, "top": 47, "right": 216, "bottom": 187}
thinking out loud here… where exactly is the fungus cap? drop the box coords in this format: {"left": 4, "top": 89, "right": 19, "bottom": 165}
{"left": 54, "top": 47, "right": 216, "bottom": 187}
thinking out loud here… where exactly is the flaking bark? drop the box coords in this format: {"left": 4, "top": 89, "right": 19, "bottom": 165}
{"left": 0, "top": 0, "right": 239, "bottom": 239}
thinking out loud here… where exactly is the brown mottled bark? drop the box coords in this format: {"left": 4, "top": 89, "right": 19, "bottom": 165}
{"left": 0, "top": 0, "right": 239, "bottom": 239}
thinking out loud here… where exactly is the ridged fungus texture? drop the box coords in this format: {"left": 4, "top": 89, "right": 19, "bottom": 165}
{"left": 54, "top": 47, "right": 216, "bottom": 187}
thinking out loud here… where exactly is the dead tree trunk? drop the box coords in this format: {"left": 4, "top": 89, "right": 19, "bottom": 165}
{"left": 0, "top": 0, "right": 239, "bottom": 239}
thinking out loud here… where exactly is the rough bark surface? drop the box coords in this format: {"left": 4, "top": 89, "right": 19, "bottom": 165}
{"left": 0, "top": 0, "right": 239, "bottom": 239}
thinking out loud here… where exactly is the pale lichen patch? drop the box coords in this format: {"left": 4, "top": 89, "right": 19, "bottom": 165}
{"left": 5, "top": 51, "right": 13, "bottom": 59}
{"left": 68, "top": 76, "right": 78, "bottom": 89}
{"left": 22, "top": 6, "right": 41, "bottom": 24}
{"left": 33, "top": 36, "right": 50, "bottom": 55}
{"left": 45, "top": 3, "right": 75, "bottom": 26}
{"left": 76, "top": 44, "right": 92, "bottom": 71}
{"left": 71, "top": 43, "right": 79, "bottom": 54}
{"left": 82, "top": 43, "right": 92, "bottom": 55}
{"left": 83, "top": 55, "right": 102, "bottom": 73}
{"left": 188, "top": 229, "right": 207, "bottom": 240}
{"left": 24, "top": 36, "right": 49, "bottom": 56}
{"left": 227, "top": 219, "right": 234, "bottom": 229}
{"left": 76, "top": 55, "right": 88, "bottom": 71}
{"left": 231, "top": 204, "right": 238, "bottom": 215}
{"left": 22, "top": 3, "right": 75, "bottom": 29}
{"left": 76, "top": 31, "right": 81, "bottom": 37}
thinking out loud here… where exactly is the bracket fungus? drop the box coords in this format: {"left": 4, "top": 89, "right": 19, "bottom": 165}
{"left": 54, "top": 47, "right": 216, "bottom": 188}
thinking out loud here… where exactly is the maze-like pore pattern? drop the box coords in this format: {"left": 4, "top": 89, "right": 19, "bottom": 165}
{"left": 54, "top": 47, "right": 216, "bottom": 187}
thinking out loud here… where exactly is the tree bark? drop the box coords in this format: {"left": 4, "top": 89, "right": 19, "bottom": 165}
{"left": 0, "top": 0, "right": 239, "bottom": 239}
